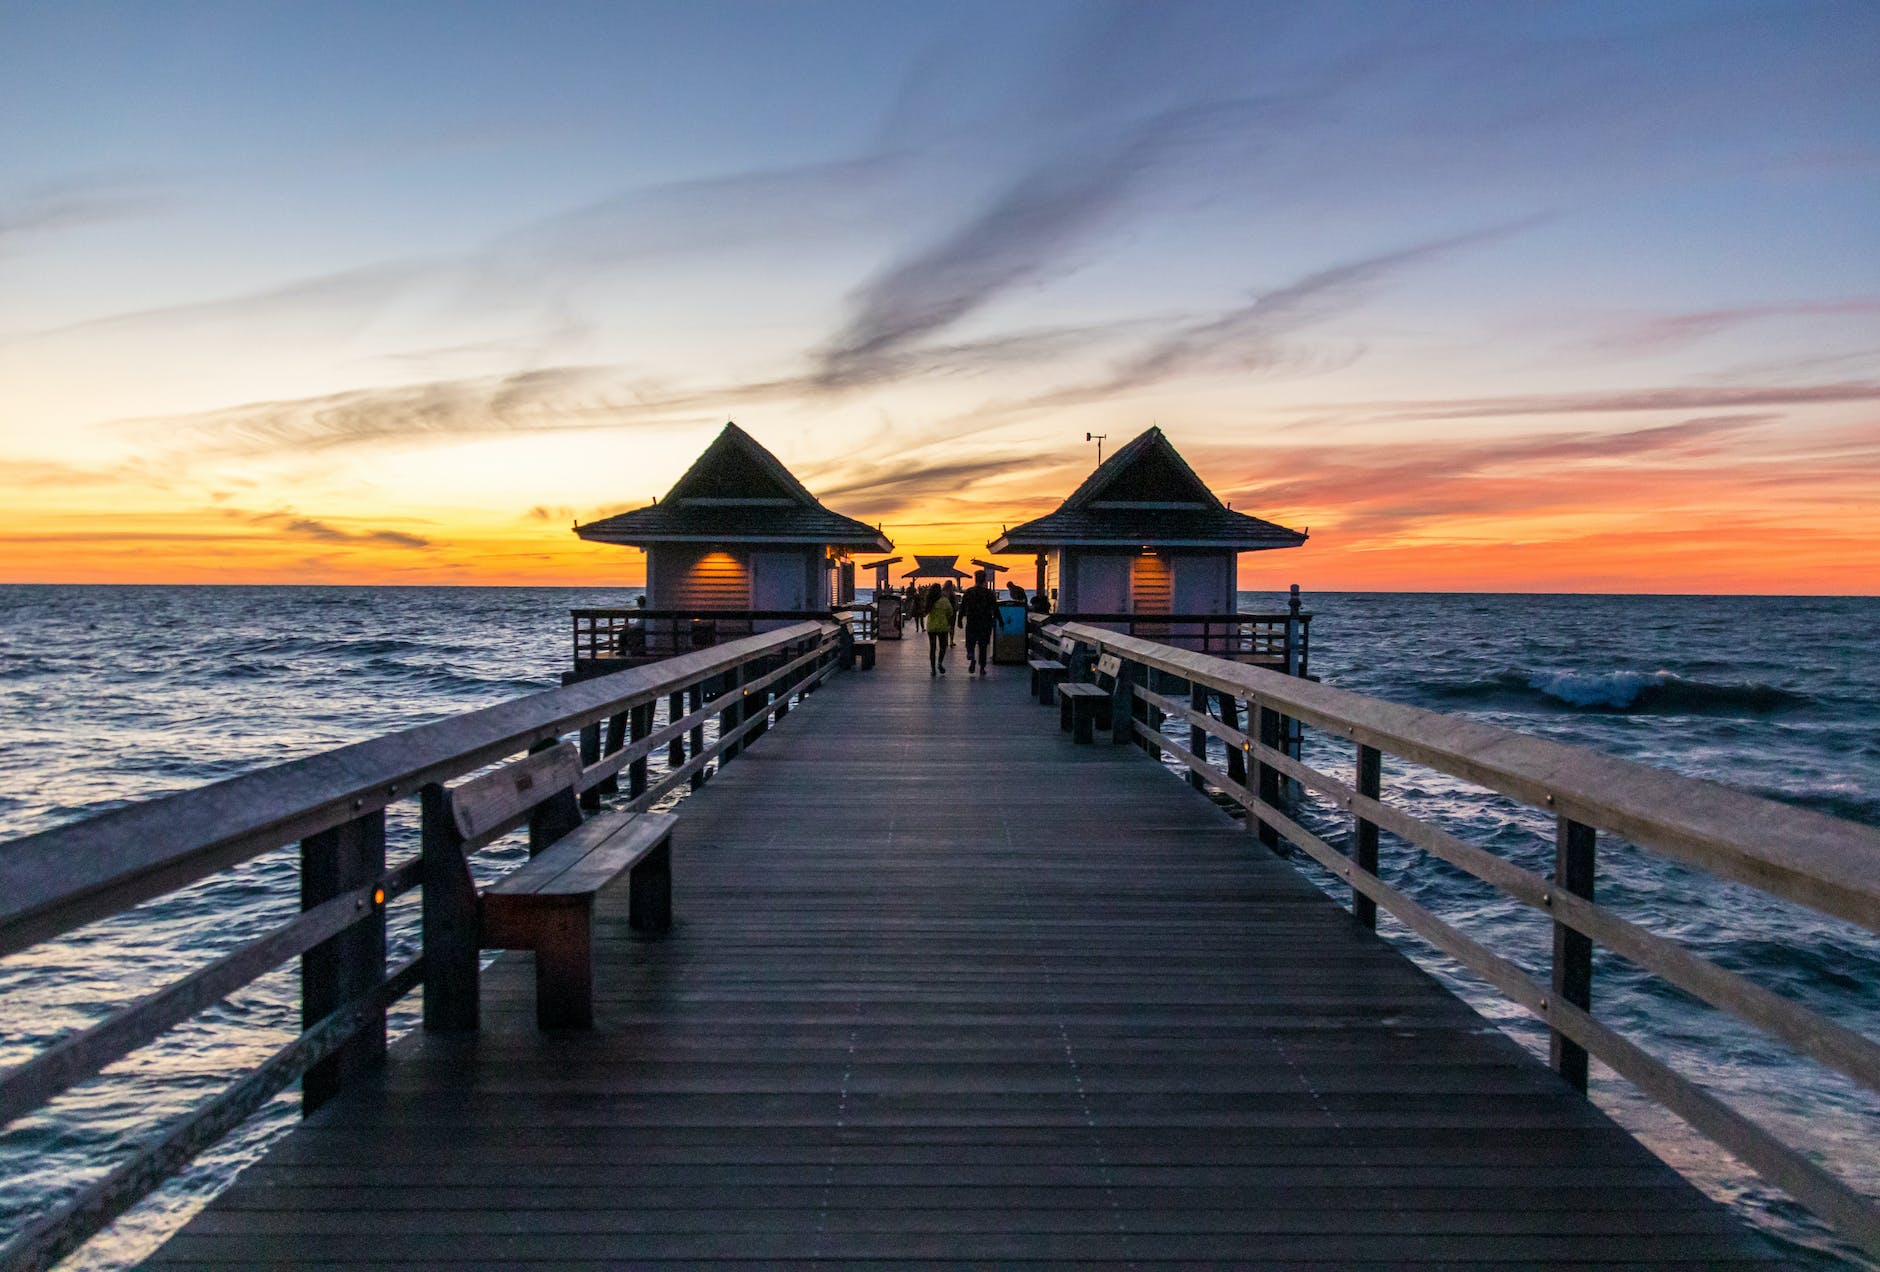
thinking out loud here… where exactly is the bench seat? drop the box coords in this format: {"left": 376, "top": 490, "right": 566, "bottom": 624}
{"left": 1056, "top": 681, "right": 1112, "bottom": 743}
{"left": 480, "top": 810, "right": 676, "bottom": 1028}
{"left": 1028, "top": 658, "right": 1068, "bottom": 703}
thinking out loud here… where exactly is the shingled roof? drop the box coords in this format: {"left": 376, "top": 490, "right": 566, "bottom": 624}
{"left": 987, "top": 427, "right": 1305, "bottom": 553}
{"left": 574, "top": 423, "right": 892, "bottom": 552}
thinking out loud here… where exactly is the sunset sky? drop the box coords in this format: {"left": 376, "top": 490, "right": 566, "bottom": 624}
{"left": 2, "top": 0, "right": 1877, "bottom": 593}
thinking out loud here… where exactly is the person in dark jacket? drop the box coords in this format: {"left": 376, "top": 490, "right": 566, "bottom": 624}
{"left": 959, "top": 570, "right": 998, "bottom": 676}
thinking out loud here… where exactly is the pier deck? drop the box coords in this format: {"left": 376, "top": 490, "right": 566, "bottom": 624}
{"left": 148, "top": 635, "right": 1776, "bottom": 1268}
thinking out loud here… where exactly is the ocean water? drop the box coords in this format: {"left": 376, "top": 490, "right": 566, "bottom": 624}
{"left": 0, "top": 584, "right": 1876, "bottom": 1267}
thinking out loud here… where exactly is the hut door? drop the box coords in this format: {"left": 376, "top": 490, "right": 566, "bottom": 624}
{"left": 1075, "top": 555, "right": 1130, "bottom": 630}
{"left": 751, "top": 552, "right": 807, "bottom": 631}
{"left": 1171, "top": 555, "right": 1228, "bottom": 649}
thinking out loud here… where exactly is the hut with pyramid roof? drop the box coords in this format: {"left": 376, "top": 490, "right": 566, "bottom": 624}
{"left": 988, "top": 427, "right": 1306, "bottom": 657}
{"left": 571, "top": 423, "right": 890, "bottom": 667}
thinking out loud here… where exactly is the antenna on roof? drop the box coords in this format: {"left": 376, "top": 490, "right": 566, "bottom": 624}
{"left": 1085, "top": 432, "right": 1107, "bottom": 466}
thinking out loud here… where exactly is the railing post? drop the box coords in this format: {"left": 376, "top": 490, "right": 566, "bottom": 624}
{"left": 688, "top": 683, "right": 707, "bottom": 788}
{"left": 776, "top": 644, "right": 796, "bottom": 717}
{"left": 300, "top": 810, "right": 386, "bottom": 1114}
{"left": 1219, "top": 694, "right": 1247, "bottom": 786}
{"left": 1188, "top": 682, "right": 1207, "bottom": 791}
{"left": 1255, "top": 704, "right": 1282, "bottom": 852}
{"left": 721, "top": 665, "right": 746, "bottom": 763}
{"left": 667, "top": 691, "right": 686, "bottom": 767}
{"left": 1112, "top": 659, "right": 1137, "bottom": 745}
{"left": 1353, "top": 745, "right": 1380, "bottom": 929}
{"left": 579, "top": 720, "right": 603, "bottom": 812}
{"left": 420, "top": 784, "right": 479, "bottom": 1032}
{"left": 598, "top": 709, "right": 628, "bottom": 796}
{"left": 1552, "top": 816, "right": 1597, "bottom": 1092}
{"left": 748, "top": 655, "right": 772, "bottom": 742}
{"left": 628, "top": 701, "right": 652, "bottom": 798}
{"left": 1285, "top": 584, "right": 1302, "bottom": 678}
{"left": 1134, "top": 664, "right": 1155, "bottom": 755}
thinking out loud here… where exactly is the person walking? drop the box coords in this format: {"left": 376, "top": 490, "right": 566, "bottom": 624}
{"left": 924, "top": 583, "right": 953, "bottom": 676}
{"left": 959, "top": 569, "right": 998, "bottom": 676}
{"left": 940, "top": 579, "right": 960, "bottom": 652}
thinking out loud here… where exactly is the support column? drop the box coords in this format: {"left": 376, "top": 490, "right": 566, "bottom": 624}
{"left": 1353, "top": 745, "right": 1380, "bottom": 929}
{"left": 1552, "top": 817, "right": 1597, "bottom": 1092}
{"left": 300, "top": 811, "right": 386, "bottom": 1113}
{"left": 1255, "top": 704, "right": 1282, "bottom": 852}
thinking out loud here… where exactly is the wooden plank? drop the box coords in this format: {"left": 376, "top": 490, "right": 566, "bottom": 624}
{"left": 447, "top": 743, "right": 582, "bottom": 848}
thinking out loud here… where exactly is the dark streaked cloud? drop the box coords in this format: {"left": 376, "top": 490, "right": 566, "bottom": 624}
{"left": 235, "top": 509, "right": 431, "bottom": 550}
{"left": 122, "top": 366, "right": 690, "bottom": 454}
{"left": 812, "top": 98, "right": 1282, "bottom": 390}
{"left": 813, "top": 454, "right": 1044, "bottom": 519}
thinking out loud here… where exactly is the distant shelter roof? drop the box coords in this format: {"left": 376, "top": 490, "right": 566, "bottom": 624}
{"left": 574, "top": 423, "right": 891, "bottom": 553}
{"left": 902, "top": 554, "right": 971, "bottom": 580}
{"left": 987, "top": 426, "right": 1305, "bottom": 553}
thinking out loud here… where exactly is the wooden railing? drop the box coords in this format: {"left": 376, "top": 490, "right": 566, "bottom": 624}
{"left": 572, "top": 605, "right": 874, "bottom": 664}
{"left": 1055, "top": 622, "right": 1880, "bottom": 1258}
{"left": 0, "top": 620, "right": 844, "bottom": 1272}
{"left": 1042, "top": 608, "right": 1309, "bottom": 673}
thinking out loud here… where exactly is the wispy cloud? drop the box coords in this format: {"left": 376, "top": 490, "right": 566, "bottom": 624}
{"left": 811, "top": 98, "right": 1284, "bottom": 390}
{"left": 1369, "top": 381, "right": 1880, "bottom": 422}
{"left": 1225, "top": 413, "right": 1794, "bottom": 540}
{"left": 121, "top": 366, "right": 691, "bottom": 454}
{"left": 244, "top": 510, "right": 431, "bottom": 550}
{"left": 1580, "top": 300, "right": 1880, "bottom": 356}
{"left": 812, "top": 454, "right": 1051, "bottom": 520}
{"left": 0, "top": 177, "right": 157, "bottom": 251}
{"left": 1016, "top": 224, "right": 1530, "bottom": 411}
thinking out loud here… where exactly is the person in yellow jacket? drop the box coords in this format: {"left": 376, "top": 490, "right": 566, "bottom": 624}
{"left": 923, "top": 584, "right": 953, "bottom": 676}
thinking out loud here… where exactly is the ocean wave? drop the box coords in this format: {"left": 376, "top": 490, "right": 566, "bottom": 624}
{"left": 1422, "top": 669, "right": 1810, "bottom": 715}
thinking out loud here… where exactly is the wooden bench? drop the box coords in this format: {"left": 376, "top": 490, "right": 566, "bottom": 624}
{"left": 849, "top": 639, "right": 876, "bottom": 671}
{"left": 423, "top": 742, "right": 676, "bottom": 1030}
{"left": 1029, "top": 635, "right": 1073, "bottom": 705}
{"left": 1057, "top": 653, "right": 1121, "bottom": 743}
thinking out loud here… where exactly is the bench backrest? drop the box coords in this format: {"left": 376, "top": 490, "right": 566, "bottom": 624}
{"left": 1058, "top": 637, "right": 1076, "bottom": 659}
{"left": 447, "top": 742, "right": 584, "bottom": 854}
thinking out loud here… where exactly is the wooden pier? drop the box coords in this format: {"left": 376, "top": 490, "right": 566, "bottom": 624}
{"left": 141, "top": 633, "right": 1776, "bottom": 1268}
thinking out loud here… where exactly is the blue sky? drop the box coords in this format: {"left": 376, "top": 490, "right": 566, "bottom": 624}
{"left": 2, "top": 0, "right": 1877, "bottom": 589}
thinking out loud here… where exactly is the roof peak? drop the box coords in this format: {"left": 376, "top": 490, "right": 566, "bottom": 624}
{"left": 1061, "top": 426, "right": 1220, "bottom": 512}
{"left": 663, "top": 421, "right": 820, "bottom": 507}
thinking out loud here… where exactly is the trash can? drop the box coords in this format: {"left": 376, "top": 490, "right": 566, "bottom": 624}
{"left": 991, "top": 600, "right": 1029, "bottom": 665}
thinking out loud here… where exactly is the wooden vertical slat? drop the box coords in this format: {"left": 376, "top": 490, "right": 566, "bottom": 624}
{"left": 1354, "top": 745, "right": 1381, "bottom": 930}
{"left": 1255, "top": 704, "right": 1282, "bottom": 852}
{"left": 627, "top": 702, "right": 651, "bottom": 798}
{"left": 1111, "top": 661, "right": 1135, "bottom": 745}
{"left": 1553, "top": 816, "right": 1597, "bottom": 1091}
{"left": 598, "top": 710, "right": 627, "bottom": 796}
{"left": 667, "top": 692, "right": 686, "bottom": 766}
{"left": 578, "top": 721, "right": 603, "bottom": 811}
{"left": 1219, "top": 693, "right": 1247, "bottom": 786}
{"left": 299, "top": 811, "right": 385, "bottom": 1113}
{"left": 419, "top": 785, "right": 478, "bottom": 1032}
{"left": 688, "top": 684, "right": 706, "bottom": 789}
{"left": 749, "top": 654, "right": 772, "bottom": 741}
{"left": 721, "top": 666, "right": 746, "bottom": 764}
{"left": 1188, "top": 682, "right": 1207, "bottom": 791}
